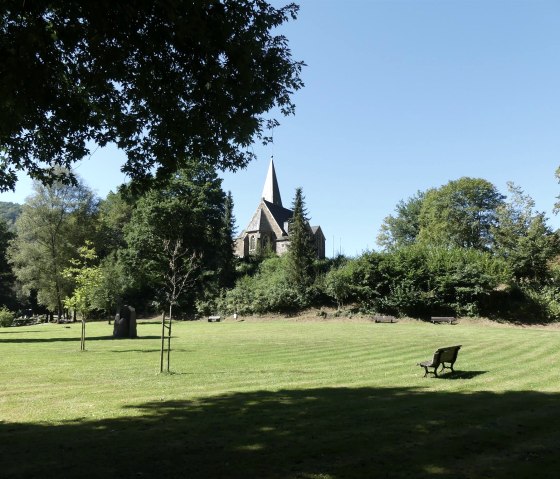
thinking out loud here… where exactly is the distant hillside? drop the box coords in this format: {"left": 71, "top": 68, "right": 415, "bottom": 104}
{"left": 0, "top": 201, "right": 22, "bottom": 229}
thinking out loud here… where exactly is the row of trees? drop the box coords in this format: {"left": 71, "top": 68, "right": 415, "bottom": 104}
{"left": 223, "top": 177, "right": 560, "bottom": 321}
{"left": 1, "top": 174, "right": 560, "bottom": 323}
{"left": 0, "top": 162, "right": 236, "bottom": 321}
{"left": 343, "top": 177, "right": 560, "bottom": 319}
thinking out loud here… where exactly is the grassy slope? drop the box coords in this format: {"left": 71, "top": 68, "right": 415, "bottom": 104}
{"left": 1, "top": 319, "right": 560, "bottom": 478}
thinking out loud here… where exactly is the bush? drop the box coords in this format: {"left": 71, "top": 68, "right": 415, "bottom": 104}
{"left": 224, "top": 256, "right": 312, "bottom": 314}
{"left": 0, "top": 307, "right": 14, "bottom": 327}
{"left": 322, "top": 245, "right": 510, "bottom": 318}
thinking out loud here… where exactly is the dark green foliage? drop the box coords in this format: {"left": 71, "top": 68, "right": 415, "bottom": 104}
{"left": 0, "top": 201, "right": 22, "bottom": 229}
{"left": 286, "top": 188, "right": 315, "bottom": 292}
{"left": 0, "top": 219, "right": 16, "bottom": 308}
{"left": 123, "top": 162, "right": 228, "bottom": 313}
{"left": 0, "top": 305, "right": 13, "bottom": 326}
{"left": 224, "top": 255, "right": 309, "bottom": 314}
{"left": 96, "top": 191, "right": 135, "bottom": 255}
{"left": 219, "top": 191, "right": 236, "bottom": 288}
{"left": 327, "top": 245, "right": 509, "bottom": 318}
{"left": 8, "top": 174, "right": 99, "bottom": 316}
{"left": 0, "top": 1, "right": 303, "bottom": 192}
{"left": 418, "top": 177, "right": 505, "bottom": 250}
{"left": 493, "top": 183, "right": 560, "bottom": 283}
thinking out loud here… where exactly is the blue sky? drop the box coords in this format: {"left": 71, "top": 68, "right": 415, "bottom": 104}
{"left": 2, "top": 0, "right": 560, "bottom": 257}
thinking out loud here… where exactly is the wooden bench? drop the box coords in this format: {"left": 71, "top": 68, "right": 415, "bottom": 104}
{"left": 208, "top": 315, "right": 221, "bottom": 322}
{"left": 372, "top": 315, "right": 398, "bottom": 323}
{"left": 430, "top": 316, "right": 458, "bottom": 325}
{"left": 417, "top": 345, "right": 462, "bottom": 377}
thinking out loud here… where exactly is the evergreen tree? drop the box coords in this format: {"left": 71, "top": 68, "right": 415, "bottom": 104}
{"left": 286, "top": 188, "right": 315, "bottom": 290}
{"left": 219, "top": 191, "right": 237, "bottom": 288}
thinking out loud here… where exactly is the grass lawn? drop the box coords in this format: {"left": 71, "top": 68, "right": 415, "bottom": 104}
{"left": 1, "top": 318, "right": 560, "bottom": 478}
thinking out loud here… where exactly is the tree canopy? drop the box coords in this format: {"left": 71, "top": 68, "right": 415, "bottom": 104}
{"left": 417, "top": 177, "right": 504, "bottom": 250}
{"left": 377, "top": 191, "right": 425, "bottom": 250}
{"left": 0, "top": 0, "right": 304, "bottom": 192}
{"left": 0, "top": 219, "right": 16, "bottom": 308}
{"left": 123, "top": 162, "right": 229, "bottom": 310}
{"left": 286, "top": 187, "right": 315, "bottom": 290}
{"left": 8, "top": 174, "right": 98, "bottom": 316}
{"left": 0, "top": 201, "right": 22, "bottom": 229}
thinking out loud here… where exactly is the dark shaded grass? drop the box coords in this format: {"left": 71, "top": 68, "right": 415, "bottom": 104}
{"left": 2, "top": 320, "right": 560, "bottom": 478}
{"left": 2, "top": 386, "right": 560, "bottom": 478}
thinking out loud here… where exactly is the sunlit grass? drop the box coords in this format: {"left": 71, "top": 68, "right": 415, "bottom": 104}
{"left": 2, "top": 319, "right": 560, "bottom": 477}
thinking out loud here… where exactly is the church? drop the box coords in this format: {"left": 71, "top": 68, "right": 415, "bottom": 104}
{"left": 234, "top": 159, "right": 326, "bottom": 259}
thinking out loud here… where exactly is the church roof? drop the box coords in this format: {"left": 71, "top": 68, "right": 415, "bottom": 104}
{"left": 261, "top": 158, "right": 282, "bottom": 206}
{"left": 263, "top": 200, "right": 293, "bottom": 236}
{"left": 245, "top": 207, "right": 272, "bottom": 233}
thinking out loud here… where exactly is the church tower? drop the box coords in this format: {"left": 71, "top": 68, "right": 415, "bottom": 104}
{"left": 234, "top": 159, "right": 326, "bottom": 259}
{"left": 261, "top": 158, "right": 282, "bottom": 206}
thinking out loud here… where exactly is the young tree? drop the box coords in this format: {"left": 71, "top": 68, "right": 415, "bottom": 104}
{"left": 286, "top": 187, "right": 315, "bottom": 291}
{"left": 8, "top": 173, "right": 98, "bottom": 319}
{"left": 63, "top": 242, "right": 104, "bottom": 350}
{"left": 0, "top": 1, "right": 304, "bottom": 192}
{"left": 160, "top": 239, "right": 200, "bottom": 372}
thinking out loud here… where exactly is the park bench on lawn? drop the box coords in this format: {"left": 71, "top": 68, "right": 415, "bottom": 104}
{"left": 372, "top": 315, "right": 398, "bottom": 323}
{"left": 208, "top": 315, "right": 221, "bottom": 322}
{"left": 417, "top": 345, "right": 462, "bottom": 377}
{"left": 430, "top": 316, "right": 458, "bottom": 325}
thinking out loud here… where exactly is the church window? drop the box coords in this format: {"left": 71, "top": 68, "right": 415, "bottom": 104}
{"left": 250, "top": 235, "right": 256, "bottom": 251}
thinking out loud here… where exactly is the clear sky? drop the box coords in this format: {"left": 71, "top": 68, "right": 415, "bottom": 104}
{"left": 2, "top": 0, "right": 560, "bottom": 257}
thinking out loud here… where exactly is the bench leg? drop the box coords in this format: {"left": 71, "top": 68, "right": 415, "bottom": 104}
{"left": 421, "top": 366, "right": 438, "bottom": 378}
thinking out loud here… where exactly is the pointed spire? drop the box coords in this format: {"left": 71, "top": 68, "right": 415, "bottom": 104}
{"left": 261, "top": 157, "right": 282, "bottom": 206}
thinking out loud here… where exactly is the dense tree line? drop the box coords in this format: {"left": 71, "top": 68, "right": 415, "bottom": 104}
{"left": 2, "top": 174, "right": 560, "bottom": 324}
{"left": 225, "top": 176, "right": 560, "bottom": 321}
{"left": 0, "top": 165, "right": 237, "bottom": 322}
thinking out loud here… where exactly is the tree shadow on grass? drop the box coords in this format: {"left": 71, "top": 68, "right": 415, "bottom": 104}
{"left": 0, "top": 335, "right": 161, "bottom": 344}
{"left": 1, "top": 387, "right": 560, "bottom": 479}
{"left": 440, "top": 370, "right": 487, "bottom": 380}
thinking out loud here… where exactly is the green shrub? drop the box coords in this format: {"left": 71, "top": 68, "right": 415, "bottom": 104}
{"left": 0, "top": 307, "right": 14, "bottom": 327}
{"left": 225, "top": 256, "right": 312, "bottom": 314}
{"left": 323, "top": 245, "right": 510, "bottom": 318}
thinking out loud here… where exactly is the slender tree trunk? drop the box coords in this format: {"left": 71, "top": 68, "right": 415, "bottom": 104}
{"left": 160, "top": 312, "right": 166, "bottom": 373}
{"left": 80, "top": 316, "right": 86, "bottom": 351}
{"left": 167, "top": 304, "right": 173, "bottom": 371}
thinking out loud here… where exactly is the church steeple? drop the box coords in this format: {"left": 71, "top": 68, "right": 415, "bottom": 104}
{"left": 261, "top": 157, "right": 282, "bottom": 207}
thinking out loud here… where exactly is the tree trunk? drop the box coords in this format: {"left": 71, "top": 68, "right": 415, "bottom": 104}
{"left": 167, "top": 304, "right": 173, "bottom": 372}
{"left": 160, "top": 312, "right": 166, "bottom": 373}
